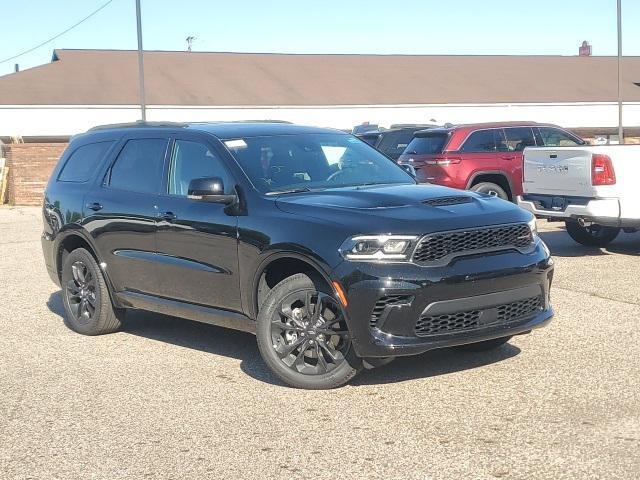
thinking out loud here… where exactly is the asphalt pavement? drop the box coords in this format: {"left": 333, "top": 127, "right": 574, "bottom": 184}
{"left": 1, "top": 206, "right": 638, "bottom": 479}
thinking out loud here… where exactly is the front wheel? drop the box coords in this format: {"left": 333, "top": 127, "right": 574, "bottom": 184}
{"left": 256, "top": 273, "right": 361, "bottom": 389}
{"left": 565, "top": 220, "right": 620, "bottom": 247}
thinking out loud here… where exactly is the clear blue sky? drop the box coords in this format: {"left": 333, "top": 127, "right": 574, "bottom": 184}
{"left": 1, "top": 0, "right": 639, "bottom": 76}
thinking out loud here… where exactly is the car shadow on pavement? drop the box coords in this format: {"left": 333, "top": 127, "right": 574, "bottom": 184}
{"left": 539, "top": 230, "right": 640, "bottom": 258}
{"left": 351, "top": 343, "right": 521, "bottom": 386}
{"left": 46, "top": 291, "right": 280, "bottom": 385}
{"left": 47, "top": 291, "right": 521, "bottom": 387}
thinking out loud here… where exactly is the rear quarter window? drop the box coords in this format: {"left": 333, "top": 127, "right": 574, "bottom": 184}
{"left": 404, "top": 133, "right": 448, "bottom": 155}
{"left": 57, "top": 141, "right": 114, "bottom": 183}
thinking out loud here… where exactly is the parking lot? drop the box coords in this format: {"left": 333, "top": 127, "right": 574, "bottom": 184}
{"left": 1, "top": 205, "right": 638, "bottom": 479}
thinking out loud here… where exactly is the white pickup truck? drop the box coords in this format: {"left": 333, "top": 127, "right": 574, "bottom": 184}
{"left": 517, "top": 145, "right": 640, "bottom": 246}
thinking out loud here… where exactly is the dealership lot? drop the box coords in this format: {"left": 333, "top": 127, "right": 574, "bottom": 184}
{"left": 1, "top": 206, "right": 638, "bottom": 479}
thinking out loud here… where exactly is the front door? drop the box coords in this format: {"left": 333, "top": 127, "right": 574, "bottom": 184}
{"left": 155, "top": 136, "right": 241, "bottom": 312}
{"left": 502, "top": 127, "right": 536, "bottom": 196}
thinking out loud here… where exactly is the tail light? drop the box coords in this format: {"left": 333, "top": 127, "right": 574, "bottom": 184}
{"left": 591, "top": 154, "right": 616, "bottom": 186}
{"left": 424, "top": 156, "right": 462, "bottom": 166}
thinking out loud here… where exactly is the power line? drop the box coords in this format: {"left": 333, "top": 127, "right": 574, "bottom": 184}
{"left": 0, "top": 0, "right": 115, "bottom": 65}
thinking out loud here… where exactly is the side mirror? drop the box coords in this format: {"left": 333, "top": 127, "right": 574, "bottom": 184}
{"left": 400, "top": 164, "right": 417, "bottom": 178}
{"left": 187, "top": 177, "right": 236, "bottom": 204}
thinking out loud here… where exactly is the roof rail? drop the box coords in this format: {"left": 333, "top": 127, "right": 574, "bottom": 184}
{"left": 87, "top": 121, "right": 188, "bottom": 132}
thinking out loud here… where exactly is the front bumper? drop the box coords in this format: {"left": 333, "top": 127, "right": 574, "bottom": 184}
{"left": 332, "top": 241, "right": 554, "bottom": 358}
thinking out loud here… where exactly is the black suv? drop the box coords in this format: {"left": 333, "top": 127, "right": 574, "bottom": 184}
{"left": 356, "top": 126, "right": 437, "bottom": 160}
{"left": 42, "top": 122, "right": 554, "bottom": 389}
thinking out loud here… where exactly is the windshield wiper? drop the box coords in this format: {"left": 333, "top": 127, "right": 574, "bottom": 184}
{"left": 265, "top": 187, "right": 313, "bottom": 195}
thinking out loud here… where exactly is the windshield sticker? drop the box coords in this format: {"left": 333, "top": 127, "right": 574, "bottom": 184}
{"left": 224, "top": 139, "right": 247, "bottom": 149}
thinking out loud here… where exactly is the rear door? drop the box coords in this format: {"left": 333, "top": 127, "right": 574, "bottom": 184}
{"left": 458, "top": 128, "right": 505, "bottom": 185}
{"left": 84, "top": 135, "right": 169, "bottom": 296}
{"left": 154, "top": 134, "right": 242, "bottom": 311}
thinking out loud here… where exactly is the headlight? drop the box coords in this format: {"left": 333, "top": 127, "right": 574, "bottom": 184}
{"left": 339, "top": 235, "right": 418, "bottom": 262}
{"left": 528, "top": 217, "right": 538, "bottom": 239}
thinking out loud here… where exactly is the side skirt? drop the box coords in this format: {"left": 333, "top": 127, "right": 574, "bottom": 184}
{"left": 116, "top": 291, "right": 256, "bottom": 334}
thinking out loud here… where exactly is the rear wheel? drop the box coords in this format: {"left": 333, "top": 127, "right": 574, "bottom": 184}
{"left": 454, "top": 336, "right": 512, "bottom": 352}
{"left": 61, "top": 248, "right": 124, "bottom": 335}
{"left": 565, "top": 220, "right": 620, "bottom": 247}
{"left": 470, "top": 182, "right": 509, "bottom": 201}
{"left": 256, "top": 273, "right": 361, "bottom": 389}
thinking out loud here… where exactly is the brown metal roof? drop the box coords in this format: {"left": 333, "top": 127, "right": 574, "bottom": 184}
{"left": 1, "top": 49, "right": 640, "bottom": 106}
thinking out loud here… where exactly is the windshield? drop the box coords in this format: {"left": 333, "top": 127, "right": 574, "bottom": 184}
{"left": 224, "top": 133, "right": 415, "bottom": 194}
{"left": 404, "top": 132, "right": 448, "bottom": 155}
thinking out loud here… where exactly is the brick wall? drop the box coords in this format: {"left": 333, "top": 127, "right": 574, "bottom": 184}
{"left": 4, "top": 143, "right": 68, "bottom": 206}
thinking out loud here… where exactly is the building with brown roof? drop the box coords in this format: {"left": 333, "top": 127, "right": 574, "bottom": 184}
{"left": 1, "top": 49, "right": 639, "bottom": 141}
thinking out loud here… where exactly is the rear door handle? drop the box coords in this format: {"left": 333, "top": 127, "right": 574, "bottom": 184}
{"left": 501, "top": 155, "right": 516, "bottom": 161}
{"left": 158, "top": 211, "right": 177, "bottom": 221}
{"left": 85, "top": 202, "right": 103, "bottom": 212}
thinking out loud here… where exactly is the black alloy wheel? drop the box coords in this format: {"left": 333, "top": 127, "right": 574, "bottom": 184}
{"left": 257, "top": 273, "right": 361, "bottom": 389}
{"left": 270, "top": 290, "right": 350, "bottom": 375}
{"left": 61, "top": 248, "right": 123, "bottom": 335}
{"left": 66, "top": 260, "right": 98, "bottom": 325}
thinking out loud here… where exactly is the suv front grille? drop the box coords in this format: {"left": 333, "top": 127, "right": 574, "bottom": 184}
{"left": 412, "top": 223, "right": 533, "bottom": 264}
{"left": 414, "top": 295, "right": 543, "bottom": 337}
{"left": 423, "top": 196, "right": 473, "bottom": 207}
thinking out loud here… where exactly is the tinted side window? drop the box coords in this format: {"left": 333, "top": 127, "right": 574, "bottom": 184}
{"left": 404, "top": 133, "right": 448, "bottom": 155}
{"left": 58, "top": 141, "right": 114, "bottom": 183}
{"left": 378, "top": 130, "right": 418, "bottom": 158}
{"left": 504, "top": 127, "right": 536, "bottom": 151}
{"left": 108, "top": 138, "right": 168, "bottom": 194}
{"left": 461, "top": 130, "right": 498, "bottom": 152}
{"left": 168, "top": 140, "right": 233, "bottom": 196}
{"left": 538, "top": 127, "right": 582, "bottom": 147}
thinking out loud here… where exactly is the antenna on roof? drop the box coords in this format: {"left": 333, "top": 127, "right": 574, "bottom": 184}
{"left": 186, "top": 36, "right": 196, "bottom": 52}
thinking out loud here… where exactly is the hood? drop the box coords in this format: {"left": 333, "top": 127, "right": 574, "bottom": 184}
{"left": 274, "top": 184, "right": 531, "bottom": 235}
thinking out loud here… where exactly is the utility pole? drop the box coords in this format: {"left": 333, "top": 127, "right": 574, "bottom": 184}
{"left": 135, "top": 0, "right": 146, "bottom": 122}
{"left": 617, "top": 0, "right": 623, "bottom": 143}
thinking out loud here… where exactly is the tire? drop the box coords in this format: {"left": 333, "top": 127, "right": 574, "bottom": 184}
{"left": 256, "top": 273, "right": 361, "bottom": 389}
{"left": 61, "top": 248, "right": 124, "bottom": 335}
{"left": 470, "top": 182, "right": 510, "bottom": 201}
{"left": 454, "top": 336, "right": 512, "bottom": 352}
{"left": 565, "top": 220, "right": 620, "bottom": 247}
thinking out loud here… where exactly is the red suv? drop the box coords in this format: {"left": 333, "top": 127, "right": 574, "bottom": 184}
{"left": 397, "top": 122, "right": 584, "bottom": 201}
